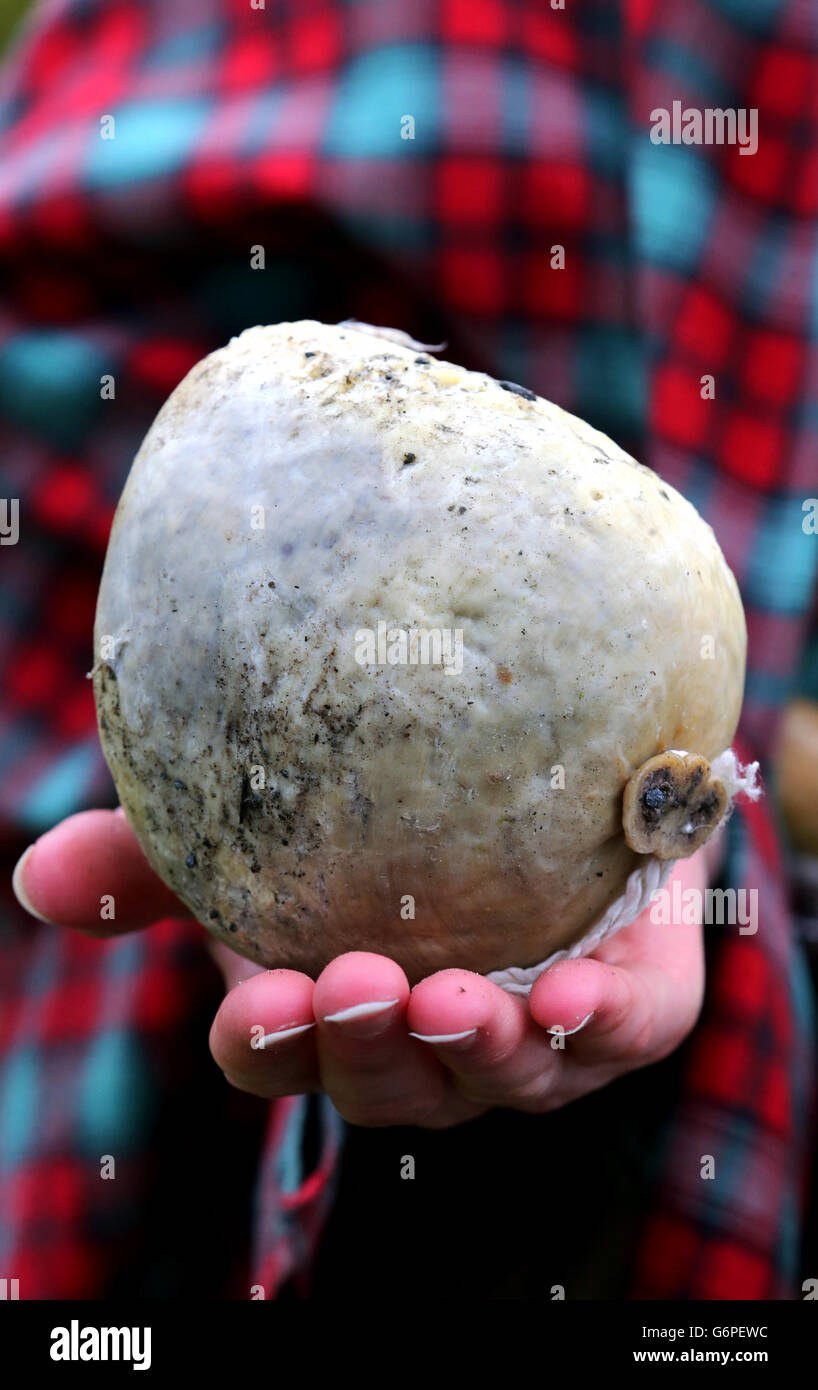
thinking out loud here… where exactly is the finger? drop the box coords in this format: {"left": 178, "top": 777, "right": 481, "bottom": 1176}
{"left": 12, "top": 808, "right": 190, "bottom": 934}
{"left": 206, "top": 939, "right": 268, "bottom": 990}
{"left": 528, "top": 922, "right": 704, "bottom": 1069}
{"left": 406, "top": 969, "right": 564, "bottom": 1112}
{"left": 313, "top": 952, "right": 477, "bottom": 1127}
{"left": 209, "top": 968, "right": 320, "bottom": 1098}
{"left": 528, "top": 850, "right": 708, "bottom": 1070}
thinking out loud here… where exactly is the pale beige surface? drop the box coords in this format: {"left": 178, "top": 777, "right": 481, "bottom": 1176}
{"left": 775, "top": 699, "right": 818, "bottom": 854}
{"left": 93, "top": 320, "right": 746, "bottom": 980}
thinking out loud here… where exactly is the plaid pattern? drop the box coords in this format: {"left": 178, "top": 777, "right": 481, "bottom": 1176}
{"left": 632, "top": 736, "right": 815, "bottom": 1298}
{"left": 0, "top": 0, "right": 815, "bottom": 1298}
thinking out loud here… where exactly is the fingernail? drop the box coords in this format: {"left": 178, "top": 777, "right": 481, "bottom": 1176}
{"left": 409, "top": 1028, "right": 478, "bottom": 1045}
{"left": 11, "top": 845, "right": 54, "bottom": 925}
{"left": 322, "top": 998, "right": 399, "bottom": 1038}
{"left": 546, "top": 1011, "right": 595, "bottom": 1037}
{"left": 255, "top": 1022, "right": 315, "bottom": 1048}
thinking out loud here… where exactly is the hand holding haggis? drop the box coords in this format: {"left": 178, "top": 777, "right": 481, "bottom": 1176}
{"left": 13, "top": 810, "right": 720, "bottom": 1129}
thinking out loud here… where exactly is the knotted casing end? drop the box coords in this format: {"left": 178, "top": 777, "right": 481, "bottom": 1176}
{"left": 622, "top": 751, "right": 728, "bottom": 860}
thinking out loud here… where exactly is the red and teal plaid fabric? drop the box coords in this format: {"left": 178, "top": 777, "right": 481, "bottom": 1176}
{"left": 0, "top": 0, "right": 815, "bottom": 1298}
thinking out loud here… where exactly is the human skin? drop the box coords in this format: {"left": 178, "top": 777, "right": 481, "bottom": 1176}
{"left": 12, "top": 812, "right": 721, "bottom": 1127}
